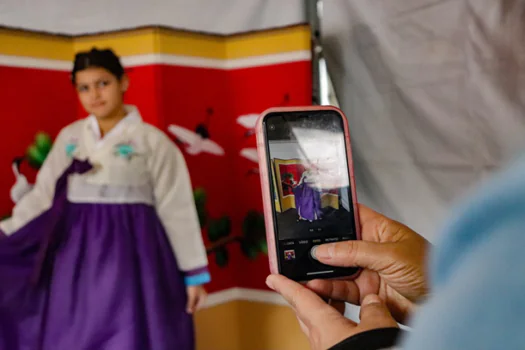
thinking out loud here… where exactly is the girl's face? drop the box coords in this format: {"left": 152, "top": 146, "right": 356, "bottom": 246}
{"left": 74, "top": 67, "right": 128, "bottom": 119}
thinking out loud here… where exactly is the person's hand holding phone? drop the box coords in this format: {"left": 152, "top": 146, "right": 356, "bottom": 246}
{"left": 309, "top": 204, "right": 430, "bottom": 323}
{"left": 266, "top": 274, "right": 398, "bottom": 350}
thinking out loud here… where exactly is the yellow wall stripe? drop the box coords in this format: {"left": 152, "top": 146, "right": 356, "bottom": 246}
{"left": 0, "top": 28, "right": 72, "bottom": 60}
{"left": 73, "top": 28, "right": 158, "bottom": 58}
{"left": 226, "top": 25, "right": 311, "bottom": 59}
{"left": 0, "top": 25, "right": 310, "bottom": 62}
{"left": 157, "top": 28, "right": 227, "bottom": 59}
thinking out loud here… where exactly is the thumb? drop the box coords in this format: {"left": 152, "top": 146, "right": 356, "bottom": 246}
{"left": 313, "top": 240, "right": 390, "bottom": 270}
{"left": 359, "top": 294, "right": 398, "bottom": 328}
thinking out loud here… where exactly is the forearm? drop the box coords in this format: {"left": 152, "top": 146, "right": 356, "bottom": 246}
{"left": 161, "top": 215, "right": 210, "bottom": 286}
{"left": 157, "top": 196, "right": 210, "bottom": 286}
{"left": 150, "top": 132, "right": 210, "bottom": 286}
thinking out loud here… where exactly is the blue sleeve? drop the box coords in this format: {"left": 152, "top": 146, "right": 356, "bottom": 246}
{"left": 401, "top": 155, "right": 525, "bottom": 349}
{"left": 184, "top": 271, "right": 211, "bottom": 286}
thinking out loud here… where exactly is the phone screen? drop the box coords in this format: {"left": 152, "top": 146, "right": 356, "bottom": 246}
{"left": 263, "top": 110, "right": 359, "bottom": 281}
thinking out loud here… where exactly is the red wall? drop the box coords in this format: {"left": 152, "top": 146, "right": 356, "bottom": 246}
{"left": 159, "top": 66, "right": 235, "bottom": 292}
{"left": 228, "top": 62, "right": 312, "bottom": 290}
{"left": 122, "top": 66, "right": 163, "bottom": 125}
{"left": 157, "top": 62, "right": 312, "bottom": 292}
{"left": 0, "top": 59, "right": 312, "bottom": 293}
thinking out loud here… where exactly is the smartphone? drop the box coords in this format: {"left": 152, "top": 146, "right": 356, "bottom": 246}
{"left": 256, "top": 106, "right": 361, "bottom": 282}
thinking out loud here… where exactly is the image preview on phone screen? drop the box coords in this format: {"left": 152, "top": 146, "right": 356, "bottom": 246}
{"left": 264, "top": 111, "right": 358, "bottom": 281}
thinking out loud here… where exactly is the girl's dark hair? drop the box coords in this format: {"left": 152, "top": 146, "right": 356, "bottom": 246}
{"left": 71, "top": 48, "right": 125, "bottom": 84}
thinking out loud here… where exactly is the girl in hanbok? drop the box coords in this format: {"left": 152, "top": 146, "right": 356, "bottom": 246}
{"left": 293, "top": 170, "right": 323, "bottom": 222}
{"left": 0, "top": 48, "right": 209, "bottom": 350}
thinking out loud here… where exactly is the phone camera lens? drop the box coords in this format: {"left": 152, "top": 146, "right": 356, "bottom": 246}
{"left": 269, "top": 124, "right": 276, "bottom": 131}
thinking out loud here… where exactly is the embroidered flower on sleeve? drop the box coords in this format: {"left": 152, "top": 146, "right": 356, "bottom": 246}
{"left": 65, "top": 138, "right": 78, "bottom": 157}
{"left": 114, "top": 141, "right": 136, "bottom": 160}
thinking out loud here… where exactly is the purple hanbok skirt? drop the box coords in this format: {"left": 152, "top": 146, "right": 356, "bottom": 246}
{"left": 0, "top": 159, "right": 193, "bottom": 350}
{"left": 293, "top": 182, "right": 323, "bottom": 221}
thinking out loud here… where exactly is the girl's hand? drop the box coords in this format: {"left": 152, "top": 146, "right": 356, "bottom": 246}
{"left": 186, "top": 285, "right": 207, "bottom": 314}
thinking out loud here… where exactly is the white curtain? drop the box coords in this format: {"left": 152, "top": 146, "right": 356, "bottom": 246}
{"left": 322, "top": 0, "right": 525, "bottom": 241}
{"left": 0, "top": 0, "right": 304, "bottom": 35}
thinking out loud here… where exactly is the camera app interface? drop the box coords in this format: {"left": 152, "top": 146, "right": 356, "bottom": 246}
{"left": 264, "top": 111, "right": 358, "bottom": 280}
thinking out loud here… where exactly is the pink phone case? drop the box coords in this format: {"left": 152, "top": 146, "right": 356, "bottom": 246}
{"left": 255, "top": 105, "right": 362, "bottom": 280}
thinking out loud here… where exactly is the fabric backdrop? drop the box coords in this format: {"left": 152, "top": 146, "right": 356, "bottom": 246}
{"left": 323, "top": 0, "right": 525, "bottom": 241}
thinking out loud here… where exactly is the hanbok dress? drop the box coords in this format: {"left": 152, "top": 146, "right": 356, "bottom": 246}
{"left": 0, "top": 105, "right": 210, "bottom": 350}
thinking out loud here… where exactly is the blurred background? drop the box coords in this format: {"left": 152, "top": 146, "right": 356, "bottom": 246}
{"left": 1, "top": 0, "right": 524, "bottom": 349}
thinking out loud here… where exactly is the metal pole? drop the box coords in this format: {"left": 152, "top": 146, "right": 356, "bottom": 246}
{"left": 305, "top": 0, "right": 322, "bottom": 105}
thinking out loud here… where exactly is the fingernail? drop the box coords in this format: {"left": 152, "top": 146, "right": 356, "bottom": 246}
{"left": 266, "top": 276, "right": 275, "bottom": 290}
{"left": 362, "top": 294, "right": 382, "bottom": 306}
{"left": 315, "top": 244, "right": 334, "bottom": 260}
{"left": 311, "top": 246, "right": 319, "bottom": 260}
